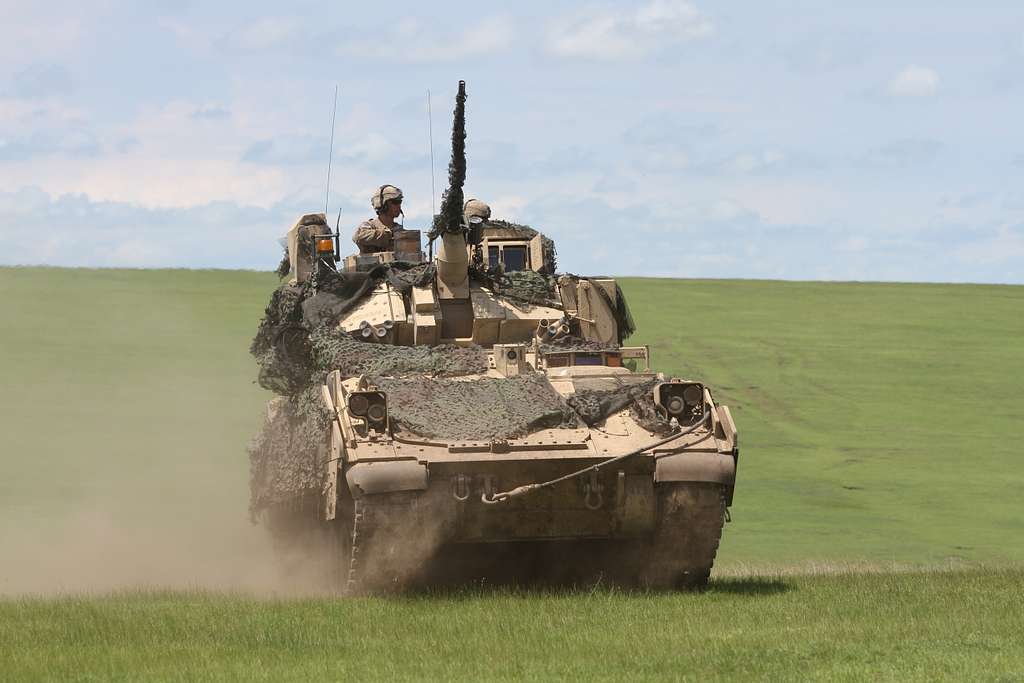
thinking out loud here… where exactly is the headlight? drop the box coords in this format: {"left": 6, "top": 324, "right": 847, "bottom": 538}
{"left": 347, "top": 391, "right": 388, "bottom": 432}
{"left": 655, "top": 381, "right": 705, "bottom": 426}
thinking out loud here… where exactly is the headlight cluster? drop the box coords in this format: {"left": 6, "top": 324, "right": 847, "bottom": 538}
{"left": 654, "top": 381, "right": 705, "bottom": 426}
{"left": 347, "top": 391, "right": 388, "bottom": 432}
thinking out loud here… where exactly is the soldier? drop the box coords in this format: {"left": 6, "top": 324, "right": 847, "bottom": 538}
{"left": 463, "top": 198, "right": 491, "bottom": 224}
{"left": 353, "top": 184, "right": 403, "bottom": 254}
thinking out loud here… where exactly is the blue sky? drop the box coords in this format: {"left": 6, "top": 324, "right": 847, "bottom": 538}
{"left": 1, "top": 1, "right": 1022, "bottom": 282}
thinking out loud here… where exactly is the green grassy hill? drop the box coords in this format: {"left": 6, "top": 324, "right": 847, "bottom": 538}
{"left": 624, "top": 278, "right": 1024, "bottom": 567}
{"left": 2, "top": 267, "right": 1023, "bottom": 680}
{"left": 1, "top": 267, "right": 1022, "bottom": 576}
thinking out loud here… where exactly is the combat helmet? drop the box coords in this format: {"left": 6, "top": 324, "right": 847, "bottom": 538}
{"left": 464, "top": 198, "right": 491, "bottom": 223}
{"left": 371, "top": 185, "right": 404, "bottom": 211}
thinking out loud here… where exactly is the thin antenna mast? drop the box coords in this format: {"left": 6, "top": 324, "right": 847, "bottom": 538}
{"left": 427, "top": 89, "right": 437, "bottom": 221}
{"left": 324, "top": 84, "right": 339, "bottom": 216}
{"left": 427, "top": 89, "right": 437, "bottom": 260}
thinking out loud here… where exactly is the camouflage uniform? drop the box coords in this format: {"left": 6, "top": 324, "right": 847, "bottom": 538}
{"left": 353, "top": 184, "right": 403, "bottom": 254}
{"left": 352, "top": 217, "right": 395, "bottom": 254}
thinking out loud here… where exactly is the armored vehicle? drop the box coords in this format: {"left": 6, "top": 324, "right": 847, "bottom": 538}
{"left": 249, "top": 81, "right": 738, "bottom": 592}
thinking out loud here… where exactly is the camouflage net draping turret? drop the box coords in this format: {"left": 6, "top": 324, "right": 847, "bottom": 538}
{"left": 248, "top": 261, "right": 647, "bottom": 516}
{"left": 250, "top": 262, "right": 437, "bottom": 395}
{"left": 248, "top": 267, "right": 484, "bottom": 517}
{"left": 560, "top": 274, "right": 636, "bottom": 344}
{"left": 566, "top": 377, "right": 674, "bottom": 436}
{"left": 370, "top": 373, "right": 580, "bottom": 442}
{"left": 311, "top": 330, "right": 487, "bottom": 378}
{"left": 248, "top": 387, "right": 332, "bottom": 518}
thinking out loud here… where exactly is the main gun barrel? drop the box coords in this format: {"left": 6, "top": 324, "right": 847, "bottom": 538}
{"left": 432, "top": 80, "right": 470, "bottom": 298}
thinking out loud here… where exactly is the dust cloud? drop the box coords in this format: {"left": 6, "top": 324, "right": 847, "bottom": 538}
{"left": 0, "top": 507, "right": 282, "bottom": 596}
{"left": 0, "top": 409, "right": 329, "bottom": 593}
{"left": 0, "top": 267, "right": 347, "bottom": 596}
{"left": 0, "top": 485, "right": 329, "bottom": 597}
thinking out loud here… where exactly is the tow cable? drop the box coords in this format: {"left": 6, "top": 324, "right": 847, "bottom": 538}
{"left": 481, "top": 409, "right": 711, "bottom": 505}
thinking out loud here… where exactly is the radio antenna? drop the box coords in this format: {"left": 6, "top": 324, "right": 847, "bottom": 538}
{"left": 427, "top": 89, "right": 437, "bottom": 221}
{"left": 324, "top": 84, "right": 339, "bottom": 216}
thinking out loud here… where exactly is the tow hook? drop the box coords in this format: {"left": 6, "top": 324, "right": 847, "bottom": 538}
{"left": 479, "top": 475, "right": 497, "bottom": 501}
{"left": 451, "top": 474, "right": 471, "bottom": 502}
{"left": 582, "top": 470, "right": 604, "bottom": 510}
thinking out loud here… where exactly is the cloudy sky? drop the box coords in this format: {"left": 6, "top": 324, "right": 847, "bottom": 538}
{"left": 1, "top": 1, "right": 1022, "bottom": 282}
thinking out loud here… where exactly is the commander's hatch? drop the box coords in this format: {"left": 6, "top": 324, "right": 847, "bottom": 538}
{"left": 478, "top": 233, "right": 546, "bottom": 274}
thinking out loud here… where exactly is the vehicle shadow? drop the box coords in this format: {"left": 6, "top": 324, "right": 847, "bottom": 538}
{"left": 401, "top": 577, "right": 792, "bottom": 600}
{"left": 386, "top": 541, "right": 795, "bottom": 600}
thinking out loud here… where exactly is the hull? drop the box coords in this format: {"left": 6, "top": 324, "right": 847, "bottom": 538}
{"left": 339, "top": 480, "right": 727, "bottom": 594}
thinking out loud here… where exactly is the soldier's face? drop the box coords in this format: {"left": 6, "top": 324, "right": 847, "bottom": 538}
{"left": 383, "top": 199, "right": 402, "bottom": 220}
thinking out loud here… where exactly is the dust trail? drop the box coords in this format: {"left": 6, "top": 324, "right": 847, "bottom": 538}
{"left": 0, "top": 503, "right": 319, "bottom": 596}
{"left": 0, "top": 428, "right": 332, "bottom": 597}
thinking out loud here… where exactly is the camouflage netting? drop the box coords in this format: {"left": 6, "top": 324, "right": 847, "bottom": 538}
{"left": 249, "top": 268, "right": 487, "bottom": 515}
{"left": 608, "top": 280, "right": 636, "bottom": 341}
{"left": 539, "top": 335, "right": 618, "bottom": 353}
{"left": 249, "top": 78, "right": 654, "bottom": 516}
{"left": 248, "top": 387, "right": 332, "bottom": 519}
{"left": 275, "top": 249, "right": 291, "bottom": 279}
{"left": 251, "top": 262, "right": 437, "bottom": 395}
{"left": 496, "top": 270, "right": 559, "bottom": 307}
{"left": 468, "top": 267, "right": 557, "bottom": 310}
{"left": 370, "top": 372, "right": 580, "bottom": 442}
{"left": 311, "top": 329, "right": 487, "bottom": 378}
{"left": 248, "top": 266, "right": 645, "bottom": 513}
{"left": 567, "top": 377, "right": 675, "bottom": 436}
{"left": 429, "top": 80, "right": 467, "bottom": 241}
{"left": 466, "top": 220, "right": 559, "bottom": 307}
{"left": 566, "top": 275, "right": 636, "bottom": 344}
{"left": 303, "top": 261, "right": 435, "bottom": 329}
{"left": 482, "top": 219, "right": 558, "bottom": 275}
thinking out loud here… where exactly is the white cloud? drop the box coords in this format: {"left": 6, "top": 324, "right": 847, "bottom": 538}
{"left": 224, "top": 17, "right": 304, "bottom": 52}
{"left": 0, "top": 7, "right": 87, "bottom": 67}
{"left": 339, "top": 15, "right": 515, "bottom": 63}
{"left": 727, "top": 150, "right": 785, "bottom": 174}
{"left": 862, "top": 139, "right": 943, "bottom": 167}
{"left": 546, "top": 0, "right": 712, "bottom": 60}
{"left": 707, "top": 198, "right": 750, "bottom": 222}
{"left": 778, "top": 31, "right": 870, "bottom": 74}
{"left": 0, "top": 187, "right": 309, "bottom": 269}
{"left": 10, "top": 64, "right": 74, "bottom": 99}
{"left": 887, "top": 65, "right": 940, "bottom": 97}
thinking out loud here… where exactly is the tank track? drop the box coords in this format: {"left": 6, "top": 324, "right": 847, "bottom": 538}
{"left": 635, "top": 482, "right": 727, "bottom": 590}
{"left": 338, "top": 483, "right": 727, "bottom": 594}
{"left": 344, "top": 493, "right": 436, "bottom": 595}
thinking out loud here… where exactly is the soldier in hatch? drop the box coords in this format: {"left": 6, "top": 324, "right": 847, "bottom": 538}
{"left": 352, "top": 184, "right": 403, "bottom": 254}
{"left": 463, "top": 198, "right": 491, "bottom": 224}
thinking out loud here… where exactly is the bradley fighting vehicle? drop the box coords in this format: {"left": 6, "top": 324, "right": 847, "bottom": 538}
{"left": 251, "top": 81, "right": 739, "bottom": 592}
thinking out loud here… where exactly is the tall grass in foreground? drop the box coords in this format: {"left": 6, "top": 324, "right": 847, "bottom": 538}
{"left": 1, "top": 569, "right": 1021, "bottom": 681}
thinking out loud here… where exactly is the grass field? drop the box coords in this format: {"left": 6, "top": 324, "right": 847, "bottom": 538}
{"left": 1, "top": 570, "right": 1022, "bottom": 681}
{"left": 1, "top": 266, "right": 1022, "bottom": 679}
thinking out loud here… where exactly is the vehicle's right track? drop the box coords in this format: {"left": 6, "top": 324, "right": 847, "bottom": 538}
{"left": 634, "top": 481, "right": 727, "bottom": 589}
{"left": 344, "top": 492, "right": 435, "bottom": 595}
